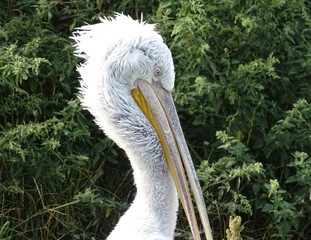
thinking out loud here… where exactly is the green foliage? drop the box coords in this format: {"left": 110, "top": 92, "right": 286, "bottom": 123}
{"left": 1, "top": 0, "right": 311, "bottom": 239}
{"left": 157, "top": 0, "right": 311, "bottom": 238}
{"left": 198, "top": 130, "right": 264, "bottom": 238}
{"left": 226, "top": 215, "right": 244, "bottom": 240}
{"left": 0, "top": 1, "right": 153, "bottom": 239}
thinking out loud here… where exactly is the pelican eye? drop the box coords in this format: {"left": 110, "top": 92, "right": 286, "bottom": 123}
{"left": 153, "top": 66, "right": 163, "bottom": 77}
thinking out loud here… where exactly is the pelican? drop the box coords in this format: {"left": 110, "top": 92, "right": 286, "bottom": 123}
{"left": 72, "top": 13, "right": 213, "bottom": 240}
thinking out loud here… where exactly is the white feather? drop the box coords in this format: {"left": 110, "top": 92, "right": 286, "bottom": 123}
{"left": 73, "top": 14, "right": 178, "bottom": 239}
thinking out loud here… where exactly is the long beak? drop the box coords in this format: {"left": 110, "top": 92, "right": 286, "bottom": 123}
{"left": 132, "top": 79, "right": 213, "bottom": 240}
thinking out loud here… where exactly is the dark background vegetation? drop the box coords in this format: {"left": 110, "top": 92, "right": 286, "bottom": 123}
{"left": 1, "top": 0, "right": 310, "bottom": 239}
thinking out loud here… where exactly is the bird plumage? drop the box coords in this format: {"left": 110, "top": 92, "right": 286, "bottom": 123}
{"left": 73, "top": 14, "right": 178, "bottom": 239}
{"left": 73, "top": 13, "right": 213, "bottom": 240}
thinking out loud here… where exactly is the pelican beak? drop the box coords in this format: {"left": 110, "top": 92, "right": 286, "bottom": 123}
{"left": 132, "top": 79, "right": 213, "bottom": 240}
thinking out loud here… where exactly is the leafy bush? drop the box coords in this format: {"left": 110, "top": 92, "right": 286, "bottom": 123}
{"left": 1, "top": 0, "right": 310, "bottom": 239}
{"left": 0, "top": 1, "right": 147, "bottom": 238}
{"left": 157, "top": 0, "right": 311, "bottom": 238}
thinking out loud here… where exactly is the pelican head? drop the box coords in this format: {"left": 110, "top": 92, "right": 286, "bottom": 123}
{"left": 72, "top": 14, "right": 212, "bottom": 240}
